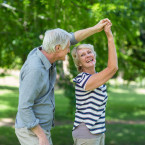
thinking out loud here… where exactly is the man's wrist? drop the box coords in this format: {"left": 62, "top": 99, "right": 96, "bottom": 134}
{"left": 37, "top": 131, "right": 46, "bottom": 138}
{"left": 31, "top": 125, "right": 46, "bottom": 138}
{"left": 91, "top": 25, "right": 99, "bottom": 33}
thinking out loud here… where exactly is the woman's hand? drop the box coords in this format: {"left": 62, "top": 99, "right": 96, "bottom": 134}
{"left": 104, "top": 22, "right": 113, "bottom": 36}
{"left": 85, "top": 21, "right": 118, "bottom": 91}
{"left": 93, "top": 18, "right": 111, "bottom": 32}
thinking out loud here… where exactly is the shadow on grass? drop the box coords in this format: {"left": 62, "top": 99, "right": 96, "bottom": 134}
{"left": 0, "top": 124, "right": 145, "bottom": 145}
{"left": 0, "top": 85, "right": 145, "bottom": 145}
{"left": 51, "top": 123, "right": 145, "bottom": 145}
{"left": 0, "top": 85, "right": 19, "bottom": 119}
{"left": 51, "top": 124, "right": 74, "bottom": 145}
{"left": 107, "top": 86, "right": 145, "bottom": 121}
{"left": 55, "top": 90, "right": 74, "bottom": 121}
{"left": 0, "top": 127, "right": 19, "bottom": 145}
{"left": 0, "top": 85, "right": 18, "bottom": 91}
{"left": 106, "top": 124, "right": 145, "bottom": 145}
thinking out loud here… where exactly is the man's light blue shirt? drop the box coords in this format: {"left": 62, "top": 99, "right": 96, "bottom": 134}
{"left": 15, "top": 33, "right": 77, "bottom": 131}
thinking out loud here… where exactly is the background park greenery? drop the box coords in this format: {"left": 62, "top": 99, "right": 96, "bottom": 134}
{"left": 0, "top": 0, "right": 145, "bottom": 145}
{"left": 0, "top": 82, "right": 145, "bottom": 145}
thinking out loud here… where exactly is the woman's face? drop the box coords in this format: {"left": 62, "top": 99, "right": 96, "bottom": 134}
{"left": 77, "top": 48, "right": 96, "bottom": 70}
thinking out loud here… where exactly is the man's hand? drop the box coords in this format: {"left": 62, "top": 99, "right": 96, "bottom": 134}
{"left": 74, "top": 18, "right": 111, "bottom": 42}
{"left": 39, "top": 136, "right": 50, "bottom": 145}
{"left": 31, "top": 125, "right": 50, "bottom": 145}
{"left": 93, "top": 18, "right": 111, "bottom": 32}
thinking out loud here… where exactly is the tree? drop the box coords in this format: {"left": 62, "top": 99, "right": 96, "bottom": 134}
{"left": 0, "top": 0, "right": 145, "bottom": 113}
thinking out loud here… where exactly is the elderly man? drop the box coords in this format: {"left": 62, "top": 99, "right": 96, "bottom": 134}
{"left": 15, "top": 18, "right": 110, "bottom": 145}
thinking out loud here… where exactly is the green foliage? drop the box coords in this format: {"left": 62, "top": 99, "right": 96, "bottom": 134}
{"left": 1, "top": 0, "right": 145, "bottom": 114}
{"left": 0, "top": 0, "right": 145, "bottom": 78}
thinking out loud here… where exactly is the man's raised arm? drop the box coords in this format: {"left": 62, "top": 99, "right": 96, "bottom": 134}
{"left": 74, "top": 18, "right": 111, "bottom": 42}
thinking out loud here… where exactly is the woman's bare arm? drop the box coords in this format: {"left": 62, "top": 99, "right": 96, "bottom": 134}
{"left": 85, "top": 23, "right": 118, "bottom": 91}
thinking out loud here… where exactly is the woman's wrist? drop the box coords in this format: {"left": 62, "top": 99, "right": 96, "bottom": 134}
{"left": 107, "top": 35, "right": 114, "bottom": 41}
{"left": 105, "top": 31, "right": 113, "bottom": 39}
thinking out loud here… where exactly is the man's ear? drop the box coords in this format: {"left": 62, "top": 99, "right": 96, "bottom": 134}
{"left": 55, "top": 45, "right": 61, "bottom": 52}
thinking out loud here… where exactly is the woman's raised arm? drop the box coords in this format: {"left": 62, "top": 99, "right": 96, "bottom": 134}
{"left": 85, "top": 23, "right": 118, "bottom": 91}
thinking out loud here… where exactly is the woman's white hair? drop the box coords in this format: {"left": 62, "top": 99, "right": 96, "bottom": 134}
{"left": 42, "top": 28, "right": 72, "bottom": 53}
{"left": 71, "top": 44, "right": 96, "bottom": 72}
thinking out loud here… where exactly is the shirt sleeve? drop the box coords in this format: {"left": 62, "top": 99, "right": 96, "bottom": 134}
{"left": 18, "top": 69, "right": 43, "bottom": 129}
{"left": 73, "top": 72, "right": 91, "bottom": 90}
{"left": 70, "top": 32, "right": 78, "bottom": 45}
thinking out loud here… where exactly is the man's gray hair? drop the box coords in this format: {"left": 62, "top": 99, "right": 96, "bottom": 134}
{"left": 42, "top": 28, "right": 72, "bottom": 53}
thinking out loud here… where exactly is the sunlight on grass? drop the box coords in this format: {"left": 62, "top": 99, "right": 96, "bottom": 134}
{"left": 135, "top": 88, "right": 145, "bottom": 94}
{"left": 110, "top": 86, "right": 145, "bottom": 95}
{"left": 0, "top": 96, "right": 17, "bottom": 111}
{"left": 109, "top": 88, "right": 130, "bottom": 93}
{"left": 117, "top": 132, "right": 123, "bottom": 137}
{"left": 55, "top": 89, "right": 71, "bottom": 121}
{"left": 0, "top": 86, "right": 19, "bottom": 119}
{"left": 0, "top": 90, "right": 13, "bottom": 95}
{"left": 55, "top": 89, "right": 64, "bottom": 94}
{"left": 133, "top": 110, "right": 145, "bottom": 117}
{"left": 123, "top": 128, "right": 130, "bottom": 134}
{"left": 109, "top": 96, "right": 136, "bottom": 102}
{"left": 0, "top": 104, "right": 11, "bottom": 110}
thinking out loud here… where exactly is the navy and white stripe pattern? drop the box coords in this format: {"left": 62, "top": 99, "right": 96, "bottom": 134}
{"left": 73, "top": 72, "right": 108, "bottom": 134}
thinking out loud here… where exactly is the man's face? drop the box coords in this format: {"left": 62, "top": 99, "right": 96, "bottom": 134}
{"left": 58, "top": 41, "right": 70, "bottom": 61}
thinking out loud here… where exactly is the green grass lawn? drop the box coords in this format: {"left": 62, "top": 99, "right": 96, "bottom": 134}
{"left": 0, "top": 83, "right": 145, "bottom": 145}
{"left": 51, "top": 123, "right": 145, "bottom": 145}
{"left": 106, "top": 85, "right": 145, "bottom": 121}
{"left": 0, "top": 86, "right": 19, "bottom": 119}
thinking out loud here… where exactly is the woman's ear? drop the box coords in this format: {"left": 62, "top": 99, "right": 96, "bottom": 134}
{"left": 78, "top": 66, "right": 82, "bottom": 72}
{"left": 79, "top": 62, "right": 82, "bottom": 66}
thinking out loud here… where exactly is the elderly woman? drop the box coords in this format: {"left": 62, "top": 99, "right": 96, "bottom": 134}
{"left": 71, "top": 22, "right": 118, "bottom": 145}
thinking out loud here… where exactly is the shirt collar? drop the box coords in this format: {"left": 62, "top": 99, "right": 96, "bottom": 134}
{"left": 36, "top": 47, "right": 54, "bottom": 70}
